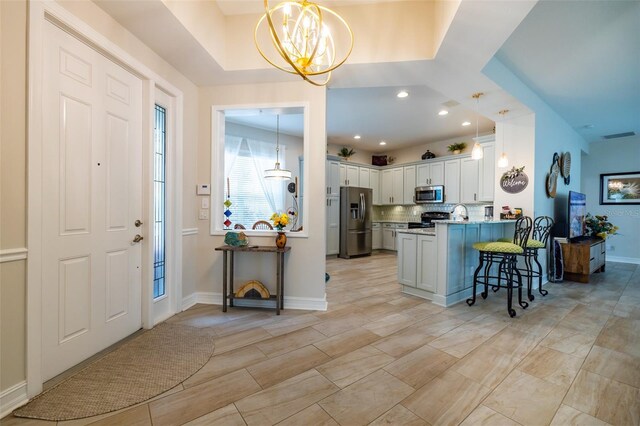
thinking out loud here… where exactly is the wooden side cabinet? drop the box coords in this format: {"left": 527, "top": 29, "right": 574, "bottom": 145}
{"left": 560, "top": 238, "right": 606, "bottom": 283}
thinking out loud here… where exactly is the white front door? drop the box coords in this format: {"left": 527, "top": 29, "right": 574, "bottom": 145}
{"left": 41, "top": 21, "right": 143, "bottom": 381}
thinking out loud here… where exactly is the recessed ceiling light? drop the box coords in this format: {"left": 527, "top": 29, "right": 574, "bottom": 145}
{"left": 396, "top": 90, "right": 409, "bottom": 98}
{"left": 462, "top": 121, "right": 471, "bottom": 126}
{"left": 379, "top": 141, "right": 387, "bottom": 145}
{"left": 353, "top": 135, "right": 361, "bottom": 139}
{"left": 438, "top": 110, "right": 449, "bottom": 116}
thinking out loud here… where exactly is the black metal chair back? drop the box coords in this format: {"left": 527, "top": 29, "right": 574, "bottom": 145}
{"left": 532, "top": 216, "right": 554, "bottom": 246}
{"left": 513, "top": 216, "right": 533, "bottom": 249}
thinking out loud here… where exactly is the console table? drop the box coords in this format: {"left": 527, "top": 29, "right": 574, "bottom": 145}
{"left": 560, "top": 237, "right": 606, "bottom": 283}
{"left": 214, "top": 245, "right": 291, "bottom": 315}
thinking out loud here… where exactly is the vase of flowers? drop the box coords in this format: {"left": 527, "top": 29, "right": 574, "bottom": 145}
{"left": 585, "top": 214, "right": 619, "bottom": 240}
{"left": 270, "top": 212, "right": 289, "bottom": 248}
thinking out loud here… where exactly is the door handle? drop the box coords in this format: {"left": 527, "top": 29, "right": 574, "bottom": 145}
{"left": 135, "top": 219, "right": 143, "bottom": 227}
{"left": 133, "top": 234, "right": 144, "bottom": 243}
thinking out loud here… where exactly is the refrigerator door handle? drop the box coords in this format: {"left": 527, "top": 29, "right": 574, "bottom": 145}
{"left": 361, "top": 193, "right": 366, "bottom": 223}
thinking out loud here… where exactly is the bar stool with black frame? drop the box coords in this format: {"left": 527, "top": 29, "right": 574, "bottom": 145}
{"left": 467, "top": 216, "right": 533, "bottom": 317}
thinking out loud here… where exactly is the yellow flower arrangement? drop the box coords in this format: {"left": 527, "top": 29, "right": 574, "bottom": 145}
{"left": 585, "top": 214, "right": 619, "bottom": 240}
{"left": 270, "top": 212, "right": 289, "bottom": 231}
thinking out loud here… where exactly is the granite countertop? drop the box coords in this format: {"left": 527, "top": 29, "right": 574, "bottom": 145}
{"left": 372, "top": 220, "right": 412, "bottom": 224}
{"left": 396, "top": 229, "right": 437, "bottom": 236}
{"left": 435, "top": 219, "right": 516, "bottom": 225}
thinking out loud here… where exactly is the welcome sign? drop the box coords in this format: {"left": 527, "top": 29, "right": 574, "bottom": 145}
{"left": 501, "top": 166, "right": 529, "bottom": 194}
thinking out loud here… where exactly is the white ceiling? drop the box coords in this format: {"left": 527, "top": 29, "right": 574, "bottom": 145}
{"left": 90, "top": 0, "right": 640, "bottom": 162}
{"left": 495, "top": 1, "right": 640, "bottom": 144}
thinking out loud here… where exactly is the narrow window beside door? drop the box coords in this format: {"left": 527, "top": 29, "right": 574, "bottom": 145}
{"left": 153, "top": 105, "right": 166, "bottom": 298}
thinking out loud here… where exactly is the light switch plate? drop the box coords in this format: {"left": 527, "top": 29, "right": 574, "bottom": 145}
{"left": 198, "top": 209, "right": 209, "bottom": 220}
{"left": 201, "top": 198, "right": 209, "bottom": 209}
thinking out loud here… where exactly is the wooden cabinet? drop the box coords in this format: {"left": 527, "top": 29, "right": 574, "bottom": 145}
{"left": 403, "top": 166, "right": 416, "bottom": 204}
{"left": 416, "top": 162, "right": 444, "bottom": 186}
{"left": 372, "top": 223, "right": 382, "bottom": 249}
{"left": 370, "top": 169, "right": 380, "bottom": 205}
{"left": 560, "top": 238, "right": 606, "bottom": 283}
{"left": 444, "top": 159, "right": 460, "bottom": 204}
{"left": 460, "top": 157, "right": 479, "bottom": 203}
{"left": 326, "top": 197, "right": 340, "bottom": 255}
{"left": 381, "top": 168, "right": 404, "bottom": 205}
{"left": 339, "top": 164, "right": 359, "bottom": 187}
{"left": 397, "top": 233, "right": 417, "bottom": 287}
{"left": 326, "top": 160, "right": 340, "bottom": 196}
{"left": 478, "top": 142, "right": 495, "bottom": 201}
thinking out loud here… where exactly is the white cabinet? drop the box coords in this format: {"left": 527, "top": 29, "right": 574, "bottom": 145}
{"left": 398, "top": 233, "right": 438, "bottom": 292}
{"left": 460, "top": 157, "right": 479, "bottom": 203}
{"left": 370, "top": 169, "right": 380, "bottom": 205}
{"left": 381, "top": 223, "right": 407, "bottom": 250}
{"left": 339, "top": 164, "right": 359, "bottom": 187}
{"left": 359, "top": 167, "right": 370, "bottom": 189}
{"left": 444, "top": 159, "right": 461, "bottom": 204}
{"left": 397, "top": 233, "right": 417, "bottom": 287}
{"left": 381, "top": 167, "right": 404, "bottom": 205}
{"left": 372, "top": 223, "right": 382, "bottom": 249}
{"left": 416, "top": 162, "right": 444, "bottom": 186}
{"left": 326, "top": 197, "right": 340, "bottom": 255}
{"left": 403, "top": 166, "right": 416, "bottom": 204}
{"left": 326, "top": 160, "right": 340, "bottom": 196}
{"left": 478, "top": 142, "right": 495, "bottom": 202}
{"left": 416, "top": 235, "right": 437, "bottom": 292}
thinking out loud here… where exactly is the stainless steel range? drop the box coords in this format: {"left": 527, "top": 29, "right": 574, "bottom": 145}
{"left": 407, "top": 211, "right": 450, "bottom": 229}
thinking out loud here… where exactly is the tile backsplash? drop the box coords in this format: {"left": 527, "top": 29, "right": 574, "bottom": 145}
{"left": 373, "top": 204, "right": 492, "bottom": 222}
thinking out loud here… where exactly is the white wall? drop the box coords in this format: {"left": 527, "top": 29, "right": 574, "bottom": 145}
{"left": 198, "top": 82, "right": 328, "bottom": 307}
{"left": 582, "top": 137, "right": 640, "bottom": 263}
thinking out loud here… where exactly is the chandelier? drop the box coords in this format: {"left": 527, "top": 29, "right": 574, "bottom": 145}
{"left": 254, "top": 0, "right": 354, "bottom": 86}
{"left": 471, "top": 92, "right": 484, "bottom": 160}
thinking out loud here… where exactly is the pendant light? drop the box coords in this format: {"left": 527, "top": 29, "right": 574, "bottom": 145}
{"left": 471, "top": 92, "right": 484, "bottom": 160}
{"left": 254, "top": 0, "right": 353, "bottom": 86}
{"left": 264, "top": 115, "right": 292, "bottom": 180}
{"left": 497, "top": 109, "right": 509, "bottom": 168}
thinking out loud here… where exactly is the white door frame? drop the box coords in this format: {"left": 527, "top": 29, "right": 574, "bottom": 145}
{"left": 27, "top": 0, "right": 183, "bottom": 397}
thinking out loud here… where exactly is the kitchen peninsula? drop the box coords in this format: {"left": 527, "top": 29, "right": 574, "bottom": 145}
{"left": 397, "top": 220, "right": 516, "bottom": 306}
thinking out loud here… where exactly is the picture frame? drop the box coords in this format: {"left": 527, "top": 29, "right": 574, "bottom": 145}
{"left": 599, "top": 171, "right": 640, "bottom": 205}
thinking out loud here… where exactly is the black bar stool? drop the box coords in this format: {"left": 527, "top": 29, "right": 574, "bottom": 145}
{"left": 467, "top": 216, "right": 533, "bottom": 317}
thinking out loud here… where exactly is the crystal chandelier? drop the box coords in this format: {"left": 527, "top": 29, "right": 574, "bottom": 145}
{"left": 254, "top": 0, "right": 354, "bottom": 86}
{"left": 264, "top": 115, "right": 292, "bottom": 180}
{"left": 471, "top": 92, "right": 484, "bottom": 160}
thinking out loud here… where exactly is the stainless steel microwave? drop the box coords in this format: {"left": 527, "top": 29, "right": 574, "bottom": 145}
{"left": 414, "top": 185, "right": 445, "bottom": 204}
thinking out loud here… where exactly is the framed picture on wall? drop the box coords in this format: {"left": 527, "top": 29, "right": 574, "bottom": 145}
{"left": 600, "top": 172, "right": 640, "bottom": 205}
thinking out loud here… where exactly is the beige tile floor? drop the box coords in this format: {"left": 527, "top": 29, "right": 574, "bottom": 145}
{"left": 4, "top": 252, "right": 640, "bottom": 425}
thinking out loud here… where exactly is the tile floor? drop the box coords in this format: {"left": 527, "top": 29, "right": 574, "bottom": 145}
{"left": 4, "top": 252, "right": 640, "bottom": 425}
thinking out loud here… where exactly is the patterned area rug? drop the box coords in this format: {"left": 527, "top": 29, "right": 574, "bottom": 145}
{"left": 13, "top": 323, "right": 215, "bottom": 421}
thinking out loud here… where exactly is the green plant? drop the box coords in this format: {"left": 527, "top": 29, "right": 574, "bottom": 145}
{"left": 585, "top": 214, "right": 619, "bottom": 240}
{"left": 447, "top": 142, "right": 466, "bottom": 152}
{"left": 337, "top": 147, "right": 355, "bottom": 158}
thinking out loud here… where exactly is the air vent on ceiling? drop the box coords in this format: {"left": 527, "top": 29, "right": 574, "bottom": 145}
{"left": 603, "top": 131, "right": 636, "bottom": 140}
{"left": 442, "top": 100, "right": 460, "bottom": 108}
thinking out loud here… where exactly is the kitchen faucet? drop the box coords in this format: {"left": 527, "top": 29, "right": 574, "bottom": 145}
{"left": 451, "top": 204, "right": 469, "bottom": 221}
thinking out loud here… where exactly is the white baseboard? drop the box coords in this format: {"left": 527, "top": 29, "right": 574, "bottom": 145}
{"left": 608, "top": 255, "right": 640, "bottom": 265}
{"left": 181, "top": 293, "right": 197, "bottom": 311}
{"left": 190, "top": 292, "right": 327, "bottom": 311}
{"left": 0, "top": 381, "right": 28, "bottom": 418}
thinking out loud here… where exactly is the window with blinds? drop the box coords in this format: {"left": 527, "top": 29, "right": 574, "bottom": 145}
{"left": 226, "top": 140, "right": 286, "bottom": 229}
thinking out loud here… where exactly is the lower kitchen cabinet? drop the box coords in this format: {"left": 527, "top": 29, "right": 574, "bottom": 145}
{"left": 382, "top": 223, "right": 408, "bottom": 250}
{"left": 397, "top": 233, "right": 437, "bottom": 292}
{"left": 326, "top": 196, "right": 339, "bottom": 255}
{"left": 372, "top": 223, "right": 382, "bottom": 249}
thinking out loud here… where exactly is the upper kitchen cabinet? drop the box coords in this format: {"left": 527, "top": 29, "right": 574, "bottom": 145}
{"left": 326, "top": 160, "right": 340, "bottom": 196}
{"left": 370, "top": 169, "right": 380, "bottom": 205}
{"left": 460, "top": 157, "right": 479, "bottom": 203}
{"left": 478, "top": 140, "right": 495, "bottom": 202}
{"left": 403, "top": 166, "right": 416, "bottom": 204}
{"left": 444, "top": 159, "right": 460, "bottom": 204}
{"left": 381, "top": 167, "right": 404, "bottom": 205}
{"left": 358, "top": 167, "right": 370, "bottom": 188}
{"left": 416, "top": 162, "right": 444, "bottom": 186}
{"left": 339, "top": 164, "right": 359, "bottom": 187}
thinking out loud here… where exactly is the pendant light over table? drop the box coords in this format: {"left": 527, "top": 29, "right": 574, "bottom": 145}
{"left": 497, "top": 109, "right": 510, "bottom": 168}
{"left": 264, "top": 115, "right": 292, "bottom": 180}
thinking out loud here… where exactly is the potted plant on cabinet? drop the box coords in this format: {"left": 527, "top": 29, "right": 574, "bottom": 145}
{"left": 447, "top": 142, "right": 466, "bottom": 155}
{"left": 337, "top": 147, "right": 356, "bottom": 161}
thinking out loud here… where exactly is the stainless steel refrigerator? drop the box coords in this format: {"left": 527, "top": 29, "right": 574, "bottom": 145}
{"left": 339, "top": 187, "right": 372, "bottom": 259}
